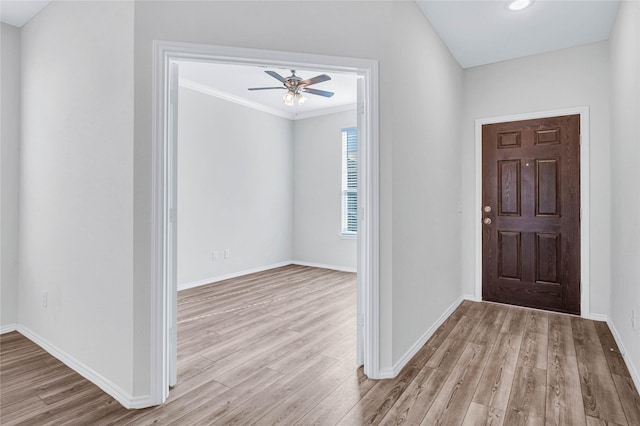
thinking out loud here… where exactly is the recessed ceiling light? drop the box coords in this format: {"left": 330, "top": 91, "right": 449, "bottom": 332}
{"left": 506, "top": 0, "right": 534, "bottom": 11}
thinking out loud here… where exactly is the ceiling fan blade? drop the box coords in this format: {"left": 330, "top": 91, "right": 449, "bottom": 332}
{"left": 303, "top": 87, "right": 335, "bottom": 98}
{"left": 299, "top": 74, "right": 331, "bottom": 87}
{"left": 265, "top": 70, "right": 286, "bottom": 83}
{"left": 248, "top": 87, "right": 286, "bottom": 91}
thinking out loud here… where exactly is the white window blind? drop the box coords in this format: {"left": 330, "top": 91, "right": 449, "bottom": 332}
{"left": 341, "top": 127, "right": 358, "bottom": 235}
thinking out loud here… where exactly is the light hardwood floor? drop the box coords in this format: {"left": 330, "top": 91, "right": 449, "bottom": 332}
{"left": 1, "top": 265, "right": 639, "bottom": 425}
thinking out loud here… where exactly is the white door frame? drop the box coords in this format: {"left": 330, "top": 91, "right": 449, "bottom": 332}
{"left": 150, "top": 40, "right": 380, "bottom": 404}
{"left": 474, "top": 107, "right": 591, "bottom": 317}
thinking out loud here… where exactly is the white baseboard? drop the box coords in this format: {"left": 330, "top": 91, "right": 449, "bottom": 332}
{"left": 0, "top": 323, "right": 18, "bottom": 334}
{"left": 463, "top": 293, "right": 481, "bottom": 302}
{"left": 292, "top": 260, "right": 357, "bottom": 273}
{"left": 178, "top": 261, "right": 293, "bottom": 291}
{"left": 604, "top": 316, "right": 640, "bottom": 394}
{"left": 377, "top": 366, "right": 394, "bottom": 379}
{"left": 178, "top": 260, "right": 357, "bottom": 291}
{"left": 16, "top": 325, "right": 152, "bottom": 409}
{"left": 586, "top": 312, "right": 609, "bottom": 322}
{"left": 386, "top": 295, "right": 466, "bottom": 378}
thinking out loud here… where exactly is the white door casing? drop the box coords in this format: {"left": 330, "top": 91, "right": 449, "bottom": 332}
{"left": 150, "top": 41, "right": 381, "bottom": 404}
{"left": 167, "top": 62, "right": 179, "bottom": 387}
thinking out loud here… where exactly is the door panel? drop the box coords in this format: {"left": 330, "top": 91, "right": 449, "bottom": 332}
{"left": 498, "top": 231, "right": 521, "bottom": 280}
{"left": 482, "top": 115, "right": 580, "bottom": 315}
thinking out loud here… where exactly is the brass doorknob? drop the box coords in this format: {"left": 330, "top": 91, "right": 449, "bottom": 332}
{"left": 483, "top": 218, "right": 492, "bottom": 225}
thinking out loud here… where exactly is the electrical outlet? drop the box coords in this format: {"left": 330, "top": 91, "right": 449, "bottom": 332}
{"left": 632, "top": 309, "right": 637, "bottom": 331}
{"left": 224, "top": 249, "right": 231, "bottom": 259}
{"left": 42, "top": 291, "right": 47, "bottom": 308}
{"left": 212, "top": 250, "right": 218, "bottom": 261}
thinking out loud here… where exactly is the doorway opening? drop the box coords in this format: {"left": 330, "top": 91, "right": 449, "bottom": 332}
{"left": 151, "top": 41, "right": 380, "bottom": 404}
{"left": 474, "top": 107, "right": 591, "bottom": 317}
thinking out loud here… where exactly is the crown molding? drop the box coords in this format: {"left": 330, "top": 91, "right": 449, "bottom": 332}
{"left": 179, "top": 78, "right": 293, "bottom": 120}
{"left": 292, "top": 104, "right": 357, "bottom": 120}
{"left": 179, "top": 78, "right": 356, "bottom": 121}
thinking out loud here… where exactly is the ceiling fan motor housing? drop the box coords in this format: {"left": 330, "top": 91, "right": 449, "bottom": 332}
{"left": 284, "top": 70, "right": 303, "bottom": 93}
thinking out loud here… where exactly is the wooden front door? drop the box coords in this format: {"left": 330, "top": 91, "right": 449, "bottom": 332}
{"left": 482, "top": 115, "right": 580, "bottom": 315}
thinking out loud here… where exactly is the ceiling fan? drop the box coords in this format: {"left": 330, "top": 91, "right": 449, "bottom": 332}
{"left": 248, "top": 70, "right": 334, "bottom": 106}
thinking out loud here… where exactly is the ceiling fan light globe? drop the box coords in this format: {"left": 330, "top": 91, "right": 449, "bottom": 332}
{"left": 296, "top": 93, "right": 307, "bottom": 105}
{"left": 283, "top": 91, "right": 295, "bottom": 106}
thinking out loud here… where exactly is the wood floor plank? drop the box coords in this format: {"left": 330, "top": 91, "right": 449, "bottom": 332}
{"left": 321, "top": 327, "right": 357, "bottom": 360}
{"left": 461, "top": 402, "right": 505, "bottom": 426}
{"left": 546, "top": 353, "right": 585, "bottom": 425}
{"left": 572, "top": 317, "right": 628, "bottom": 425}
{"left": 338, "top": 345, "right": 436, "bottom": 425}
{"left": 2, "top": 269, "right": 639, "bottom": 426}
{"left": 585, "top": 416, "right": 625, "bottom": 426}
{"left": 448, "top": 314, "right": 484, "bottom": 342}
{"left": 425, "top": 302, "right": 470, "bottom": 348}
{"left": 594, "top": 321, "right": 630, "bottom": 377}
{"left": 421, "top": 343, "right": 492, "bottom": 425}
{"left": 546, "top": 314, "right": 586, "bottom": 426}
{"left": 612, "top": 374, "right": 640, "bottom": 426}
{"left": 129, "top": 369, "right": 278, "bottom": 425}
{"left": 472, "top": 331, "right": 523, "bottom": 412}
{"left": 1, "top": 386, "right": 107, "bottom": 425}
{"left": 202, "top": 329, "right": 300, "bottom": 381}
{"left": 378, "top": 366, "right": 448, "bottom": 425}
{"left": 426, "top": 315, "right": 482, "bottom": 372}
{"left": 503, "top": 310, "right": 549, "bottom": 426}
{"left": 214, "top": 355, "right": 338, "bottom": 425}
{"left": 295, "top": 366, "right": 377, "bottom": 425}
{"left": 0, "top": 395, "right": 48, "bottom": 424}
{"left": 465, "top": 301, "right": 489, "bottom": 319}
{"left": 470, "top": 303, "right": 509, "bottom": 346}
{"left": 212, "top": 322, "right": 342, "bottom": 388}
{"left": 500, "top": 307, "right": 528, "bottom": 335}
{"left": 1, "top": 367, "right": 78, "bottom": 405}
{"left": 254, "top": 355, "right": 359, "bottom": 425}
{"left": 426, "top": 336, "right": 469, "bottom": 372}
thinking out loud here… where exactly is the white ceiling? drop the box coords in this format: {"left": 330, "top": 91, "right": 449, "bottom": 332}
{"left": 177, "top": 61, "right": 358, "bottom": 120}
{"left": 0, "top": 0, "right": 51, "bottom": 27}
{"left": 0, "top": 0, "right": 623, "bottom": 115}
{"left": 416, "top": 0, "right": 621, "bottom": 68}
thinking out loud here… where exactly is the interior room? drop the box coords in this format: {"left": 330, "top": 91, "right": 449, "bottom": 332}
{"left": 1, "top": 0, "right": 639, "bottom": 424}
{"left": 174, "top": 61, "right": 359, "bottom": 289}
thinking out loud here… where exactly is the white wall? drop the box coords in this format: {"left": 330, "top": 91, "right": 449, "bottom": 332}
{"left": 390, "top": 2, "right": 464, "bottom": 365}
{"left": 133, "top": 0, "right": 465, "bottom": 386}
{"left": 132, "top": 1, "right": 395, "bottom": 386}
{"left": 293, "top": 110, "right": 357, "bottom": 270}
{"left": 14, "top": 0, "right": 628, "bottom": 406}
{"left": 461, "top": 42, "right": 611, "bottom": 316}
{"left": 177, "top": 86, "right": 293, "bottom": 287}
{"left": 1, "top": 23, "right": 21, "bottom": 329}
{"left": 19, "top": 1, "right": 135, "bottom": 397}
{"left": 609, "top": 0, "right": 640, "bottom": 384}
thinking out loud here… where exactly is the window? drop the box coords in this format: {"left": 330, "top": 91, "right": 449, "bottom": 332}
{"left": 341, "top": 127, "right": 358, "bottom": 235}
